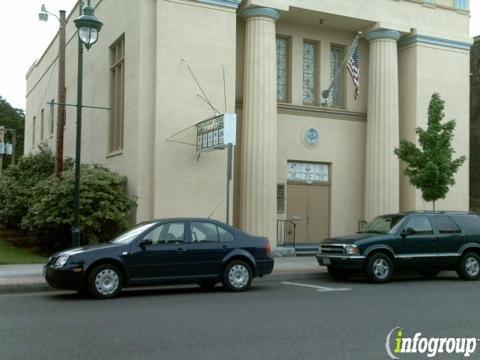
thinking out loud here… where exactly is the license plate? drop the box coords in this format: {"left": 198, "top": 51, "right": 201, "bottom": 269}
{"left": 323, "top": 258, "right": 331, "bottom": 265}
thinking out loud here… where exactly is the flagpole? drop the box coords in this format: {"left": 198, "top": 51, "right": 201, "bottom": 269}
{"left": 321, "top": 30, "right": 362, "bottom": 104}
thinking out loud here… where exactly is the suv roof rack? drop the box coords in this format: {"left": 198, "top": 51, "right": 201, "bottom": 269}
{"left": 403, "top": 210, "right": 477, "bottom": 215}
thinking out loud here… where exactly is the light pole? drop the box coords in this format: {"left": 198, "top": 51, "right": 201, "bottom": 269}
{"left": 71, "top": 1, "right": 103, "bottom": 247}
{"left": 39, "top": 4, "right": 67, "bottom": 177}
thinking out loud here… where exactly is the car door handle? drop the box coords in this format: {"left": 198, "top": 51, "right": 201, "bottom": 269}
{"left": 176, "top": 248, "right": 186, "bottom": 254}
{"left": 222, "top": 245, "right": 228, "bottom": 251}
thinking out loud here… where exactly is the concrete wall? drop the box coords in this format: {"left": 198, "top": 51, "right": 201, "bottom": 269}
{"left": 153, "top": 0, "right": 237, "bottom": 221}
{"left": 399, "top": 42, "right": 470, "bottom": 211}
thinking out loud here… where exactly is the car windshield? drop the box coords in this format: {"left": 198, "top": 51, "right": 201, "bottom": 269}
{"left": 360, "top": 215, "right": 405, "bottom": 234}
{"left": 110, "top": 222, "right": 157, "bottom": 244}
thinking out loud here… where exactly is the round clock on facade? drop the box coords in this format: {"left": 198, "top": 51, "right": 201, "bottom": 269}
{"left": 303, "top": 127, "right": 319, "bottom": 147}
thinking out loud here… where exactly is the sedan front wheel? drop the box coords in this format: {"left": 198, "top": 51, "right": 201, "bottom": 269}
{"left": 87, "top": 264, "right": 123, "bottom": 299}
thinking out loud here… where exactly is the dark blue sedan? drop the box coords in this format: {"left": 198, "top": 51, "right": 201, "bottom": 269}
{"left": 44, "top": 218, "right": 274, "bottom": 298}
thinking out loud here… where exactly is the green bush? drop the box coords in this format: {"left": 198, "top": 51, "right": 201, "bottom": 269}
{"left": 21, "top": 164, "right": 136, "bottom": 251}
{"left": 0, "top": 145, "right": 136, "bottom": 251}
{"left": 0, "top": 144, "right": 56, "bottom": 229}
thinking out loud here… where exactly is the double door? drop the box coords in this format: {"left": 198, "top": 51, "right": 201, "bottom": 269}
{"left": 287, "top": 183, "right": 330, "bottom": 243}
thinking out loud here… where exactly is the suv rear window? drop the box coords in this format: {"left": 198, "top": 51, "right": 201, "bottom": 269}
{"left": 433, "top": 216, "right": 461, "bottom": 234}
{"left": 456, "top": 215, "right": 480, "bottom": 235}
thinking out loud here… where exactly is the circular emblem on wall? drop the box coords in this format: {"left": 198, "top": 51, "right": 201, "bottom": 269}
{"left": 303, "top": 127, "right": 320, "bottom": 147}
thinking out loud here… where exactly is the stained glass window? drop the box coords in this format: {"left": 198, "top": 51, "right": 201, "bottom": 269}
{"left": 303, "top": 42, "right": 316, "bottom": 104}
{"left": 276, "top": 37, "right": 289, "bottom": 102}
{"left": 329, "top": 46, "right": 343, "bottom": 107}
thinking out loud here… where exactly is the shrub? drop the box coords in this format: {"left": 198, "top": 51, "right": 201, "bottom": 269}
{"left": 21, "top": 164, "right": 136, "bottom": 251}
{"left": 0, "top": 144, "right": 56, "bottom": 229}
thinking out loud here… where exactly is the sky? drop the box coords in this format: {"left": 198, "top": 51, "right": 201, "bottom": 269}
{"left": 0, "top": 0, "right": 479, "bottom": 111}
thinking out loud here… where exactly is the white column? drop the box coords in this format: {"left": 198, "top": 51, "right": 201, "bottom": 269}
{"left": 239, "top": 7, "right": 280, "bottom": 245}
{"left": 364, "top": 29, "right": 401, "bottom": 221}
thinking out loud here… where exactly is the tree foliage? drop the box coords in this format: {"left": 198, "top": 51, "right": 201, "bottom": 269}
{"left": 394, "top": 93, "right": 466, "bottom": 209}
{"left": 0, "top": 96, "right": 25, "bottom": 168}
{"left": 0, "top": 146, "right": 136, "bottom": 251}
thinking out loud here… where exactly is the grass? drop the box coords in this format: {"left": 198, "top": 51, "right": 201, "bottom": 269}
{"left": 0, "top": 238, "right": 47, "bottom": 265}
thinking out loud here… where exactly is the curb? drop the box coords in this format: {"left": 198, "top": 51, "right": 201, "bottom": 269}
{"left": 0, "top": 271, "right": 329, "bottom": 294}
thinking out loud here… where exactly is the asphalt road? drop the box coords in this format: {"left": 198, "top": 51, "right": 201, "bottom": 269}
{"left": 0, "top": 274, "right": 479, "bottom": 360}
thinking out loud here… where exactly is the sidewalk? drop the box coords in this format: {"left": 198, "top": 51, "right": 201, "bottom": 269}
{"left": 0, "top": 256, "right": 326, "bottom": 294}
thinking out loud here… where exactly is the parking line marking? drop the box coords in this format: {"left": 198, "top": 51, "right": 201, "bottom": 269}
{"left": 281, "top": 281, "right": 351, "bottom": 292}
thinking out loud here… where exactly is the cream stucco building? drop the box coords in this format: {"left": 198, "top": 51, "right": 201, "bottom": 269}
{"left": 25, "top": 0, "right": 472, "bottom": 247}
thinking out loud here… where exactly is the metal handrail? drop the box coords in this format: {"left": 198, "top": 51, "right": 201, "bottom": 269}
{"left": 277, "top": 220, "right": 296, "bottom": 247}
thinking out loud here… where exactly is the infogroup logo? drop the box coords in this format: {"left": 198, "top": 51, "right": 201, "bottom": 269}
{"left": 385, "top": 327, "right": 479, "bottom": 359}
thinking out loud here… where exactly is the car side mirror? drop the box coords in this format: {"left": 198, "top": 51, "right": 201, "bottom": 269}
{"left": 401, "top": 227, "right": 415, "bottom": 238}
{"left": 139, "top": 238, "right": 153, "bottom": 249}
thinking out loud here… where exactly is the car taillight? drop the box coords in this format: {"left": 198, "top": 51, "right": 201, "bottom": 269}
{"left": 265, "top": 241, "right": 271, "bottom": 256}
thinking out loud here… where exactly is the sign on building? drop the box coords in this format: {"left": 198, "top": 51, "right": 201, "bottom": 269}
{"left": 288, "top": 162, "right": 329, "bottom": 183}
{"left": 196, "top": 113, "right": 236, "bottom": 152}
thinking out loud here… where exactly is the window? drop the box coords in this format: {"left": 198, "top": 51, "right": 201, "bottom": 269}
{"left": 405, "top": 216, "right": 433, "bottom": 235}
{"left": 218, "top": 226, "right": 234, "bottom": 242}
{"left": 191, "top": 222, "right": 219, "bottom": 243}
{"left": 109, "top": 35, "right": 125, "bottom": 153}
{"left": 329, "top": 46, "right": 343, "bottom": 107}
{"left": 455, "top": 0, "right": 468, "bottom": 10}
{"left": 49, "top": 100, "right": 55, "bottom": 136}
{"left": 276, "top": 37, "right": 289, "bottom": 102}
{"left": 32, "top": 116, "right": 36, "bottom": 146}
{"left": 144, "top": 222, "right": 185, "bottom": 244}
{"left": 40, "top": 109, "right": 44, "bottom": 141}
{"left": 303, "top": 41, "right": 317, "bottom": 104}
{"left": 277, "top": 184, "right": 285, "bottom": 213}
{"left": 433, "top": 216, "right": 461, "bottom": 234}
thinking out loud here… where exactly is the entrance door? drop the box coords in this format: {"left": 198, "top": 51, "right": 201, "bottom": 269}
{"left": 287, "top": 184, "right": 330, "bottom": 243}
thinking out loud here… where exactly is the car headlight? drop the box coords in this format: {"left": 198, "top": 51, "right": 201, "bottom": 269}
{"left": 53, "top": 256, "right": 70, "bottom": 268}
{"left": 345, "top": 246, "right": 360, "bottom": 255}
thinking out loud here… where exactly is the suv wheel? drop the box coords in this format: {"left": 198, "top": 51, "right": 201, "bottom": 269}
{"left": 223, "top": 260, "right": 252, "bottom": 292}
{"left": 327, "top": 267, "right": 352, "bottom": 281}
{"left": 457, "top": 252, "right": 480, "bottom": 281}
{"left": 366, "top": 253, "right": 393, "bottom": 283}
{"left": 87, "top": 264, "right": 123, "bottom": 299}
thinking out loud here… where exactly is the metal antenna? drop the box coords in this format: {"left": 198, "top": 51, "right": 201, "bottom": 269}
{"left": 208, "top": 200, "right": 224, "bottom": 219}
{"left": 196, "top": 94, "right": 220, "bottom": 115}
{"left": 181, "top": 57, "right": 220, "bottom": 115}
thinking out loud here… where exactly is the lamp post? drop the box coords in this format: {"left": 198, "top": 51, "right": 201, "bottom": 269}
{"left": 71, "top": 1, "right": 103, "bottom": 247}
{"left": 39, "top": 4, "right": 66, "bottom": 177}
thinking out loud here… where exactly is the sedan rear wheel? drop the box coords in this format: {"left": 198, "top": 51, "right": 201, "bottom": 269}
{"left": 457, "top": 252, "right": 480, "bottom": 281}
{"left": 223, "top": 260, "right": 252, "bottom": 292}
{"left": 366, "top": 253, "right": 393, "bottom": 283}
{"left": 87, "top": 264, "right": 123, "bottom": 299}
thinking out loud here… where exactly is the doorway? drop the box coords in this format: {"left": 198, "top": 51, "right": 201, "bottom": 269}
{"left": 287, "top": 183, "right": 330, "bottom": 243}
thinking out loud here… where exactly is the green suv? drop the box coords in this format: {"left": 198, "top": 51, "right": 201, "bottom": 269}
{"left": 316, "top": 211, "right": 480, "bottom": 283}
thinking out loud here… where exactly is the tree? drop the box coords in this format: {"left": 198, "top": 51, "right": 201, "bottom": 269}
{"left": 394, "top": 93, "right": 466, "bottom": 211}
{"left": 0, "top": 96, "right": 25, "bottom": 168}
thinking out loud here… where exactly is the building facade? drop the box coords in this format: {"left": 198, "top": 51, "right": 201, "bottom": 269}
{"left": 25, "top": 0, "right": 472, "bottom": 246}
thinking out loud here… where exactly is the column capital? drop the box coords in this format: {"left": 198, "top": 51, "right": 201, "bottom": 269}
{"left": 364, "top": 29, "right": 401, "bottom": 43}
{"left": 240, "top": 7, "right": 280, "bottom": 21}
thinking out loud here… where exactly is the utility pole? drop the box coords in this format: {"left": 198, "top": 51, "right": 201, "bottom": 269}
{"left": 55, "top": 10, "right": 67, "bottom": 176}
{"left": 0, "top": 127, "right": 4, "bottom": 175}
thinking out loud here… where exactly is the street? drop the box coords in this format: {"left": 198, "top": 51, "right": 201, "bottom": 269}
{"left": 1, "top": 274, "right": 479, "bottom": 360}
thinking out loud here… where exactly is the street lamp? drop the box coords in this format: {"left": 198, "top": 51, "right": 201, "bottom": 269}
{"left": 74, "top": 6, "right": 103, "bottom": 49}
{"left": 71, "top": 2, "right": 103, "bottom": 248}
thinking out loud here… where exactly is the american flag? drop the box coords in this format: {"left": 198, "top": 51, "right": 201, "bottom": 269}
{"left": 347, "top": 44, "right": 360, "bottom": 99}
